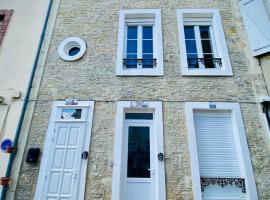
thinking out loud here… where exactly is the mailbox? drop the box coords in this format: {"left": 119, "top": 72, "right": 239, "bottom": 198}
{"left": 26, "top": 148, "right": 40, "bottom": 164}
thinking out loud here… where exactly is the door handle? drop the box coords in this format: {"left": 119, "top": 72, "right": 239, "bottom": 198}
{"left": 82, "top": 151, "right": 88, "bottom": 159}
{"left": 73, "top": 171, "right": 77, "bottom": 180}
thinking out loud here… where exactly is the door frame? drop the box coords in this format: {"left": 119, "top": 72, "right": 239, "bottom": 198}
{"left": 112, "top": 101, "right": 166, "bottom": 200}
{"left": 185, "top": 102, "right": 258, "bottom": 200}
{"left": 123, "top": 121, "right": 155, "bottom": 200}
{"left": 34, "top": 101, "right": 94, "bottom": 200}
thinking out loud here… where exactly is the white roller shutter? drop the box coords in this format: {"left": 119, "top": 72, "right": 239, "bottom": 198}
{"left": 194, "top": 110, "right": 240, "bottom": 177}
{"left": 240, "top": 0, "right": 270, "bottom": 56}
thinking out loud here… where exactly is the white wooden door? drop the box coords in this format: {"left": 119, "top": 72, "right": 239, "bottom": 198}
{"left": 123, "top": 122, "right": 157, "bottom": 200}
{"left": 35, "top": 101, "right": 94, "bottom": 200}
{"left": 42, "top": 122, "right": 86, "bottom": 200}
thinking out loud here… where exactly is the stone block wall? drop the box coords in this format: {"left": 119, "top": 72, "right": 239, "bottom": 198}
{"left": 13, "top": 0, "right": 270, "bottom": 199}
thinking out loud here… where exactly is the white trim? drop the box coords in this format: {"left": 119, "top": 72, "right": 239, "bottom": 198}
{"left": 34, "top": 101, "right": 94, "bottom": 200}
{"left": 116, "top": 9, "right": 164, "bottom": 76}
{"left": 177, "top": 9, "right": 233, "bottom": 76}
{"left": 185, "top": 102, "right": 258, "bottom": 200}
{"left": 58, "top": 37, "right": 87, "bottom": 61}
{"left": 112, "top": 101, "right": 166, "bottom": 200}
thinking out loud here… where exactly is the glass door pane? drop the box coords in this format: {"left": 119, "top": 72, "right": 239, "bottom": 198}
{"left": 127, "top": 126, "right": 150, "bottom": 178}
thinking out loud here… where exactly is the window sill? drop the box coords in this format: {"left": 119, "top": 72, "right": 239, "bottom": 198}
{"left": 181, "top": 68, "right": 233, "bottom": 76}
{"left": 116, "top": 68, "right": 164, "bottom": 76}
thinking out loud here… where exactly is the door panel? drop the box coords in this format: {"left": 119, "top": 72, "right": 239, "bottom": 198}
{"left": 43, "top": 122, "right": 86, "bottom": 200}
{"left": 124, "top": 122, "right": 156, "bottom": 200}
{"left": 126, "top": 182, "right": 151, "bottom": 200}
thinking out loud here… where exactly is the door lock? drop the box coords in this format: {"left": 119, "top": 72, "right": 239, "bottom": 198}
{"left": 81, "top": 151, "right": 89, "bottom": 159}
{"left": 158, "top": 153, "right": 164, "bottom": 161}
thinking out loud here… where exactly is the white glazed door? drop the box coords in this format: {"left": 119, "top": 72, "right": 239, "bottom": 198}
{"left": 42, "top": 122, "right": 86, "bottom": 200}
{"left": 123, "top": 122, "right": 157, "bottom": 200}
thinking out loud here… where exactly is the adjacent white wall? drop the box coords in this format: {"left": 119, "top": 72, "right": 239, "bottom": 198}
{"left": 0, "top": 0, "right": 50, "bottom": 188}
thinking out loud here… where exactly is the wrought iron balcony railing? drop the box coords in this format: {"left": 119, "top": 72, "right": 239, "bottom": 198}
{"left": 187, "top": 58, "right": 222, "bottom": 68}
{"left": 123, "top": 58, "right": 157, "bottom": 68}
{"left": 200, "top": 177, "right": 246, "bottom": 193}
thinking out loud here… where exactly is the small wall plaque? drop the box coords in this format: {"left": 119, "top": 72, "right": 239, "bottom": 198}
{"left": 65, "top": 99, "right": 78, "bottom": 105}
{"left": 209, "top": 102, "right": 216, "bottom": 109}
{"left": 0, "top": 139, "right": 13, "bottom": 152}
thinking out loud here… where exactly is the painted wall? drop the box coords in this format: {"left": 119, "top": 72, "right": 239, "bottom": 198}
{"left": 12, "top": 0, "right": 270, "bottom": 199}
{"left": 0, "top": 0, "right": 50, "bottom": 193}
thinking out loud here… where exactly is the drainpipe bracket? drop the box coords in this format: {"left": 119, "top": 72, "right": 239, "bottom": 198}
{"left": 0, "top": 177, "right": 11, "bottom": 187}
{"left": 5, "top": 146, "right": 17, "bottom": 153}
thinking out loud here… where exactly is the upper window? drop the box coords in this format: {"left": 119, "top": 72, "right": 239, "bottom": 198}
{"left": 177, "top": 9, "right": 233, "bottom": 76}
{"left": 0, "top": 15, "right": 4, "bottom": 25}
{"left": 0, "top": 10, "right": 13, "bottom": 47}
{"left": 116, "top": 9, "right": 164, "bottom": 76}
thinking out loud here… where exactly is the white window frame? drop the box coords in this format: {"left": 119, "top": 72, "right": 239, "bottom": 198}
{"left": 185, "top": 102, "right": 258, "bottom": 200}
{"left": 177, "top": 9, "right": 233, "bottom": 76}
{"left": 112, "top": 101, "right": 166, "bottom": 200}
{"left": 34, "top": 101, "right": 95, "bottom": 200}
{"left": 116, "top": 9, "right": 164, "bottom": 76}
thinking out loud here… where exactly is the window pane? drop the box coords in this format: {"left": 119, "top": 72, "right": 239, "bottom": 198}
{"left": 143, "top": 40, "right": 153, "bottom": 53}
{"left": 143, "top": 54, "right": 154, "bottom": 68}
{"left": 185, "top": 40, "right": 197, "bottom": 53}
{"left": 201, "top": 40, "right": 213, "bottom": 53}
{"left": 126, "top": 54, "right": 137, "bottom": 68}
{"left": 61, "top": 109, "right": 82, "bottom": 119}
{"left": 184, "top": 26, "right": 195, "bottom": 39}
{"left": 200, "top": 26, "right": 210, "bottom": 39}
{"left": 127, "top": 54, "right": 137, "bottom": 58}
{"left": 204, "top": 54, "right": 215, "bottom": 68}
{"left": 127, "top": 40, "right": 137, "bottom": 53}
{"left": 143, "top": 26, "right": 153, "bottom": 39}
{"left": 125, "top": 113, "right": 153, "bottom": 120}
{"left": 127, "top": 126, "right": 150, "bottom": 178}
{"left": 187, "top": 54, "right": 199, "bottom": 69}
{"left": 127, "top": 26, "right": 138, "bottom": 39}
{"left": 68, "top": 47, "right": 80, "bottom": 56}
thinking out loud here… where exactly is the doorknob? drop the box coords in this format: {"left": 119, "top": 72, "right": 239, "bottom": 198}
{"left": 81, "top": 151, "right": 88, "bottom": 159}
{"left": 158, "top": 153, "right": 164, "bottom": 161}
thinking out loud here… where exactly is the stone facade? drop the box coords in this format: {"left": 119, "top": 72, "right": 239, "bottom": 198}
{"left": 13, "top": 0, "right": 270, "bottom": 199}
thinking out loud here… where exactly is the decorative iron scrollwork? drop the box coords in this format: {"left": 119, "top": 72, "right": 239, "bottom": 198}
{"left": 187, "top": 58, "right": 222, "bottom": 68}
{"left": 200, "top": 177, "right": 246, "bottom": 193}
{"left": 123, "top": 58, "right": 157, "bottom": 68}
